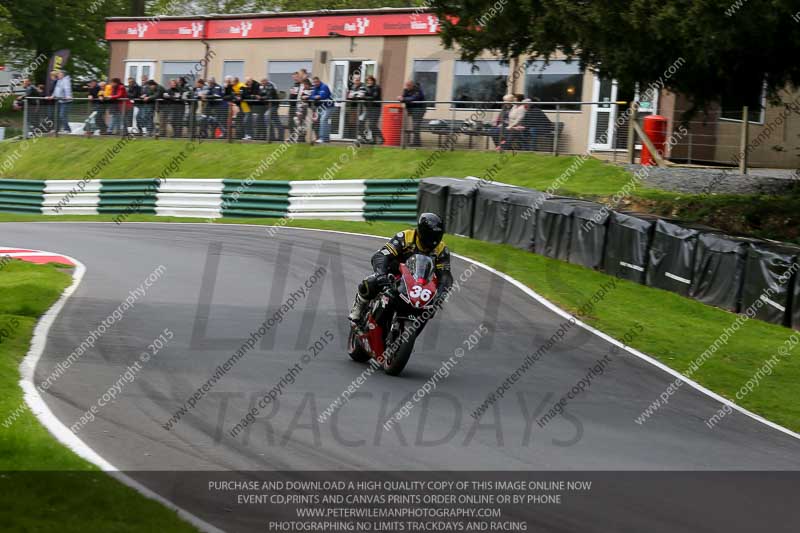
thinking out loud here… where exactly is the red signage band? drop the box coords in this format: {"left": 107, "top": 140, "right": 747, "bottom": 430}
{"left": 105, "top": 13, "right": 443, "bottom": 41}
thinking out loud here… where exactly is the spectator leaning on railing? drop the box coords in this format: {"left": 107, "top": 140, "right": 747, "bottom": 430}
{"left": 126, "top": 77, "right": 141, "bottom": 133}
{"left": 105, "top": 78, "right": 128, "bottom": 135}
{"left": 258, "top": 77, "right": 281, "bottom": 141}
{"left": 140, "top": 79, "right": 160, "bottom": 137}
{"left": 399, "top": 80, "right": 426, "bottom": 147}
{"left": 311, "top": 76, "right": 333, "bottom": 144}
{"left": 363, "top": 75, "right": 384, "bottom": 145}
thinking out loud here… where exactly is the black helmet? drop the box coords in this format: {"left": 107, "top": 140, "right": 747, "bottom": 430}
{"left": 417, "top": 213, "right": 444, "bottom": 251}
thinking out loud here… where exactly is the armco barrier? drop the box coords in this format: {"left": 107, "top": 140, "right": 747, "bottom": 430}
{"left": 418, "top": 177, "right": 800, "bottom": 330}
{"left": 0, "top": 178, "right": 417, "bottom": 222}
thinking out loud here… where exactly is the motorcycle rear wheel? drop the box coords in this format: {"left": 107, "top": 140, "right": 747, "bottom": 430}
{"left": 347, "top": 327, "right": 371, "bottom": 363}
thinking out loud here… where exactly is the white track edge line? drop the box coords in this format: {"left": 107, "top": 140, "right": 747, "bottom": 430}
{"left": 18, "top": 251, "right": 226, "bottom": 533}
{"left": 12, "top": 221, "right": 800, "bottom": 444}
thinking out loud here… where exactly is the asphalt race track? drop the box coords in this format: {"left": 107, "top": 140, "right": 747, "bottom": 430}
{"left": 5, "top": 222, "right": 800, "bottom": 532}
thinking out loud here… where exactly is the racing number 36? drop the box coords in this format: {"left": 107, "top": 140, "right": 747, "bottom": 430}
{"left": 409, "top": 285, "right": 432, "bottom": 302}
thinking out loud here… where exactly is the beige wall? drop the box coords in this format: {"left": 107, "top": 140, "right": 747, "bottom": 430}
{"left": 713, "top": 88, "right": 800, "bottom": 168}
{"left": 116, "top": 34, "right": 602, "bottom": 154}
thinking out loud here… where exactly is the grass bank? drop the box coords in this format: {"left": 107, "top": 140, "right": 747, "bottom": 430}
{"left": 2, "top": 214, "right": 798, "bottom": 433}
{"left": 0, "top": 137, "right": 797, "bottom": 241}
{"left": 0, "top": 259, "right": 197, "bottom": 532}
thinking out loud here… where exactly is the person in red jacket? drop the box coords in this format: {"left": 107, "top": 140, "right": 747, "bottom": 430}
{"left": 106, "top": 78, "right": 128, "bottom": 135}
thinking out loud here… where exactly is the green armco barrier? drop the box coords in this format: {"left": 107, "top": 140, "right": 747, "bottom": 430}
{"left": 0, "top": 203, "right": 41, "bottom": 214}
{"left": 0, "top": 191, "right": 45, "bottom": 206}
{"left": 0, "top": 179, "right": 47, "bottom": 192}
{"left": 100, "top": 179, "right": 162, "bottom": 192}
{"left": 222, "top": 208, "right": 291, "bottom": 218}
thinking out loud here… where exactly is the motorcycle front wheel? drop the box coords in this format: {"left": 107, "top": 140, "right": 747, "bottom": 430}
{"left": 347, "top": 327, "right": 371, "bottom": 363}
{"left": 383, "top": 319, "right": 417, "bottom": 376}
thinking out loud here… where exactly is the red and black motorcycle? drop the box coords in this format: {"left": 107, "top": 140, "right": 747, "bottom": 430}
{"left": 348, "top": 253, "right": 440, "bottom": 376}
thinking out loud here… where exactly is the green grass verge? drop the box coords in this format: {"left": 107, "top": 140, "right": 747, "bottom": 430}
{"left": 0, "top": 259, "right": 197, "bottom": 532}
{"left": 2, "top": 137, "right": 798, "bottom": 242}
{"left": 0, "top": 137, "right": 641, "bottom": 196}
{"left": 2, "top": 213, "right": 798, "bottom": 433}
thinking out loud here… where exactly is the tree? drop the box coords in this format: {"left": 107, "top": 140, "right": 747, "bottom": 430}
{"left": 430, "top": 0, "right": 800, "bottom": 109}
{"left": 145, "top": 0, "right": 422, "bottom": 17}
{"left": 0, "top": 0, "right": 130, "bottom": 82}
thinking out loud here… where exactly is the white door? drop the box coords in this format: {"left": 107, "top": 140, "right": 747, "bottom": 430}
{"left": 124, "top": 61, "right": 156, "bottom": 83}
{"left": 589, "top": 74, "right": 661, "bottom": 152}
{"left": 329, "top": 61, "right": 349, "bottom": 140}
{"left": 589, "top": 76, "right": 618, "bottom": 151}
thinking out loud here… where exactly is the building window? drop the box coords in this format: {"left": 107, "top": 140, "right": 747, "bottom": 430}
{"left": 719, "top": 81, "right": 766, "bottom": 123}
{"left": 452, "top": 60, "right": 509, "bottom": 108}
{"left": 525, "top": 60, "right": 583, "bottom": 110}
{"left": 160, "top": 61, "right": 201, "bottom": 87}
{"left": 412, "top": 60, "right": 439, "bottom": 108}
{"left": 267, "top": 61, "right": 312, "bottom": 97}
{"left": 223, "top": 60, "right": 245, "bottom": 81}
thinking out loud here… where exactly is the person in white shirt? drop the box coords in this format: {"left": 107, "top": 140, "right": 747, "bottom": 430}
{"left": 49, "top": 70, "right": 73, "bottom": 133}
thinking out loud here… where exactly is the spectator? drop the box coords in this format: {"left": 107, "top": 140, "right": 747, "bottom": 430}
{"left": 126, "top": 77, "right": 141, "bottom": 133}
{"left": 13, "top": 79, "right": 39, "bottom": 109}
{"left": 84, "top": 80, "right": 104, "bottom": 135}
{"left": 399, "top": 80, "right": 425, "bottom": 147}
{"left": 162, "top": 79, "right": 183, "bottom": 137}
{"left": 310, "top": 76, "right": 333, "bottom": 143}
{"left": 295, "top": 78, "right": 313, "bottom": 138}
{"left": 363, "top": 75, "right": 384, "bottom": 144}
{"left": 489, "top": 94, "right": 515, "bottom": 149}
{"left": 193, "top": 78, "right": 208, "bottom": 138}
{"left": 521, "top": 97, "right": 552, "bottom": 151}
{"left": 49, "top": 70, "right": 73, "bottom": 133}
{"left": 506, "top": 94, "right": 527, "bottom": 150}
{"left": 238, "top": 77, "right": 258, "bottom": 140}
{"left": 204, "top": 77, "right": 225, "bottom": 138}
{"left": 258, "top": 77, "right": 281, "bottom": 141}
{"left": 105, "top": 77, "right": 128, "bottom": 135}
{"left": 287, "top": 71, "right": 302, "bottom": 135}
{"left": 139, "top": 79, "right": 160, "bottom": 136}
{"left": 348, "top": 74, "right": 367, "bottom": 139}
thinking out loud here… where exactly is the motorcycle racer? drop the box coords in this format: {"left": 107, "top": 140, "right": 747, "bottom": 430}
{"left": 349, "top": 213, "right": 453, "bottom": 323}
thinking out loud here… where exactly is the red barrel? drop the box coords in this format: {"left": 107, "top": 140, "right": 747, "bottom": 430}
{"left": 382, "top": 103, "right": 404, "bottom": 146}
{"left": 640, "top": 115, "right": 668, "bottom": 166}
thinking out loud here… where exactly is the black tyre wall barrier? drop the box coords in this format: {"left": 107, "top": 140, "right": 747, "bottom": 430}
{"left": 444, "top": 180, "right": 479, "bottom": 237}
{"left": 690, "top": 233, "right": 759, "bottom": 313}
{"left": 568, "top": 203, "right": 610, "bottom": 270}
{"left": 417, "top": 177, "right": 463, "bottom": 220}
{"left": 418, "top": 177, "right": 800, "bottom": 330}
{"left": 472, "top": 184, "right": 516, "bottom": 244}
{"left": 503, "top": 188, "right": 551, "bottom": 250}
{"left": 603, "top": 212, "right": 662, "bottom": 284}
{"left": 646, "top": 220, "right": 718, "bottom": 297}
{"left": 535, "top": 199, "right": 602, "bottom": 261}
{"left": 740, "top": 242, "right": 799, "bottom": 326}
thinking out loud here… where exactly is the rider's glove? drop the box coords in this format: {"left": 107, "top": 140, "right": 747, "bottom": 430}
{"left": 376, "top": 274, "right": 391, "bottom": 290}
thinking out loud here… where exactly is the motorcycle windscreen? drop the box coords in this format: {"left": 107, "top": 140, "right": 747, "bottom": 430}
{"left": 407, "top": 254, "right": 435, "bottom": 282}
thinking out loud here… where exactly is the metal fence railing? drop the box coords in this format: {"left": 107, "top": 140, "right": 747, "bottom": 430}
{"left": 19, "top": 97, "right": 600, "bottom": 155}
{"left": 19, "top": 97, "right": 794, "bottom": 171}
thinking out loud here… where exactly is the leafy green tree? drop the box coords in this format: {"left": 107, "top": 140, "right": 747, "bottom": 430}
{"left": 430, "top": 0, "right": 800, "bottom": 109}
{"left": 0, "top": 0, "right": 130, "bottom": 82}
